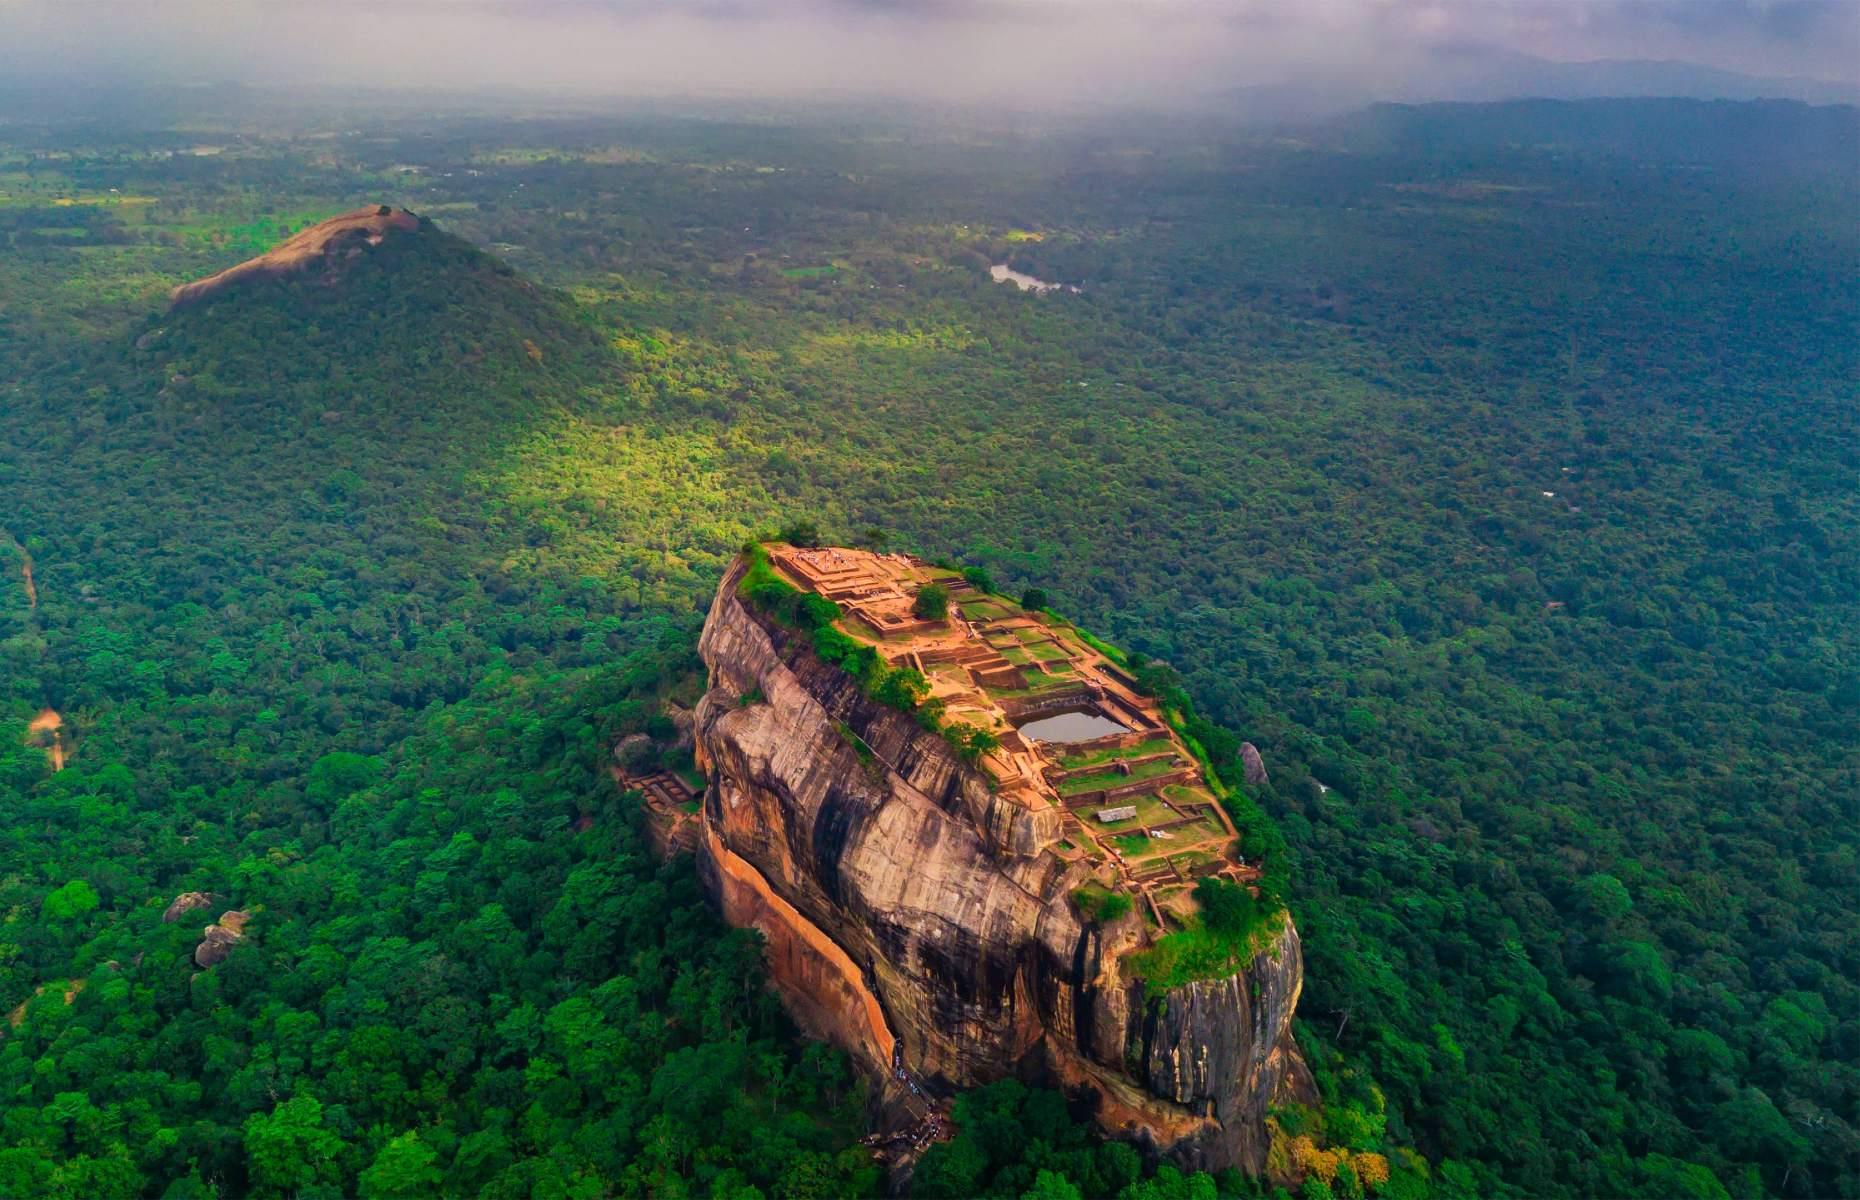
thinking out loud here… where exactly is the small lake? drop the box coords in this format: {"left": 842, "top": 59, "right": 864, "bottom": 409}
{"left": 1019, "top": 709, "right": 1127, "bottom": 743}
{"left": 990, "top": 264, "right": 1078, "bottom": 294}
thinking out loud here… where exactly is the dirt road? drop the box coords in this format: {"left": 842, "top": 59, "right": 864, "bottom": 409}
{"left": 27, "top": 709, "right": 65, "bottom": 771}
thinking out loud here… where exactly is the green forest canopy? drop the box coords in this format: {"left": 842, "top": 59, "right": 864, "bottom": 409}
{"left": 0, "top": 96, "right": 1852, "bottom": 1198}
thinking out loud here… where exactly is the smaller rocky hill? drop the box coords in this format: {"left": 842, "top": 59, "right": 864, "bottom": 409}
{"left": 168, "top": 205, "right": 422, "bottom": 309}
{"left": 135, "top": 204, "right": 613, "bottom": 432}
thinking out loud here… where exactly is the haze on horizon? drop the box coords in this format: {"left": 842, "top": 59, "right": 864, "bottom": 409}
{"left": 3, "top": 0, "right": 1857, "bottom": 113}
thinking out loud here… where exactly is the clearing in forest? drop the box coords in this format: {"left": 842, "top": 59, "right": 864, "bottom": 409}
{"left": 26, "top": 709, "right": 67, "bottom": 772}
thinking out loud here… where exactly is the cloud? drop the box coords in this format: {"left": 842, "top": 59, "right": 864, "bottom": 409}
{"left": 0, "top": 0, "right": 1852, "bottom": 109}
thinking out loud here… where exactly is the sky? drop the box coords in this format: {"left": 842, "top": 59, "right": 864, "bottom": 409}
{"left": 3, "top": 0, "right": 1856, "bottom": 109}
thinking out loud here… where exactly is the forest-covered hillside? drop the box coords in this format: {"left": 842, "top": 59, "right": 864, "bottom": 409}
{"left": 0, "top": 206, "right": 892, "bottom": 1198}
{"left": 0, "top": 96, "right": 1853, "bottom": 1198}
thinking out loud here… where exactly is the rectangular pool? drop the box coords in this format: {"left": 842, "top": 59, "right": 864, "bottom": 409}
{"left": 1019, "top": 710, "right": 1128, "bottom": 744}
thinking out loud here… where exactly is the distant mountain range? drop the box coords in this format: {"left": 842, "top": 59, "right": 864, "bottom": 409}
{"left": 1327, "top": 97, "right": 1860, "bottom": 175}
{"left": 0, "top": 49, "right": 1853, "bottom": 130}
{"left": 1221, "top": 50, "right": 1859, "bottom": 123}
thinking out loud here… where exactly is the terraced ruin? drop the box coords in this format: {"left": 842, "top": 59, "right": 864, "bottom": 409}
{"left": 766, "top": 544, "right": 1259, "bottom": 930}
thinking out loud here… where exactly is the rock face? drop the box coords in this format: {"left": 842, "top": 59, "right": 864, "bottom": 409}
{"left": 1240, "top": 743, "right": 1269, "bottom": 788}
{"left": 686, "top": 557, "right": 1311, "bottom": 1171}
{"left": 168, "top": 206, "right": 422, "bottom": 309}
{"left": 162, "top": 892, "right": 215, "bottom": 923}
{"left": 612, "top": 732, "right": 652, "bottom": 768}
{"left": 664, "top": 702, "right": 697, "bottom": 751}
{"left": 194, "top": 910, "right": 250, "bottom": 969}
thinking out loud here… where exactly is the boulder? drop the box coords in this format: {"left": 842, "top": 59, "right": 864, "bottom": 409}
{"left": 162, "top": 892, "right": 215, "bottom": 923}
{"left": 664, "top": 702, "right": 697, "bottom": 751}
{"left": 1240, "top": 742, "right": 1269, "bottom": 787}
{"left": 193, "top": 910, "right": 250, "bottom": 968}
{"left": 612, "top": 733, "right": 652, "bottom": 768}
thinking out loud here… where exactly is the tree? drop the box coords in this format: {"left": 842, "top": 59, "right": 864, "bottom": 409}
{"left": 1021, "top": 1168, "right": 1083, "bottom": 1200}
{"left": 1633, "top": 1154, "right": 1731, "bottom": 1200}
{"left": 306, "top": 751, "right": 385, "bottom": 812}
{"left": 243, "top": 1096, "right": 343, "bottom": 1196}
{"left": 1713, "top": 1088, "right": 1810, "bottom": 1175}
{"left": 870, "top": 665, "right": 931, "bottom": 711}
{"left": 1020, "top": 587, "right": 1050, "bottom": 612}
{"left": 1194, "top": 877, "right": 1258, "bottom": 934}
{"left": 360, "top": 1132, "right": 442, "bottom": 1199}
{"left": 779, "top": 519, "right": 822, "bottom": 547}
{"left": 50, "top": 1153, "right": 145, "bottom": 1200}
{"left": 0, "top": 1149, "right": 52, "bottom": 1199}
{"left": 943, "top": 722, "right": 1000, "bottom": 763}
{"left": 42, "top": 880, "right": 99, "bottom": 922}
{"left": 1577, "top": 873, "right": 1632, "bottom": 924}
{"left": 913, "top": 583, "right": 950, "bottom": 621}
{"left": 914, "top": 1135, "right": 988, "bottom": 1199}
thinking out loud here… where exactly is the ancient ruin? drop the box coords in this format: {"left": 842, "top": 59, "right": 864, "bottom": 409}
{"left": 764, "top": 544, "right": 1260, "bottom": 926}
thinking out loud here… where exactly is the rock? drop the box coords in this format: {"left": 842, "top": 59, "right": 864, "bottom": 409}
{"left": 682, "top": 556, "right": 1311, "bottom": 1171}
{"left": 193, "top": 910, "right": 250, "bottom": 969}
{"left": 1140, "top": 934, "right": 1311, "bottom": 1170}
{"left": 1240, "top": 743, "right": 1269, "bottom": 788}
{"left": 162, "top": 892, "right": 214, "bottom": 923}
{"left": 664, "top": 702, "right": 697, "bottom": 752}
{"left": 168, "top": 206, "right": 421, "bottom": 309}
{"left": 612, "top": 733, "right": 652, "bottom": 768}
{"left": 194, "top": 927, "right": 238, "bottom": 968}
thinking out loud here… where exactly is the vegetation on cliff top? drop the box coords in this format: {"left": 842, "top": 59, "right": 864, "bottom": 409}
{"left": 1127, "top": 881, "right": 1288, "bottom": 992}
{"left": 737, "top": 541, "right": 939, "bottom": 720}
{"left": 1071, "top": 884, "right": 1134, "bottom": 924}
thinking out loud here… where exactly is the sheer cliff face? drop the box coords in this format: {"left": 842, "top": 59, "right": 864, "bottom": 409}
{"left": 689, "top": 558, "right": 1312, "bottom": 1170}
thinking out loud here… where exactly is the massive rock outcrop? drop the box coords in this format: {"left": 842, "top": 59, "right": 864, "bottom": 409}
{"left": 681, "top": 554, "right": 1312, "bottom": 1171}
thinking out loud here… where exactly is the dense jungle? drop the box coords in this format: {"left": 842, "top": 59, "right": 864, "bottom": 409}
{"left": 0, "top": 94, "right": 1853, "bottom": 1198}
